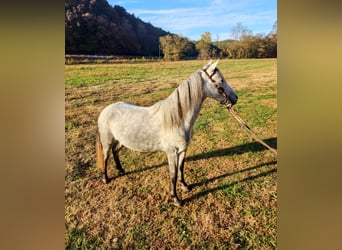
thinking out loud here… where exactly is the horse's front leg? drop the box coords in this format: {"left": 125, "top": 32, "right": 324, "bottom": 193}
{"left": 167, "top": 151, "right": 183, "bottom": 207}
{"left": 178, "top": 151, "right": 191, "bottom": 192}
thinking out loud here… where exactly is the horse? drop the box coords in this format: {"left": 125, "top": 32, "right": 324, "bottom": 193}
{"left": 96, "top": 60, "right": 238, "bottom": 206}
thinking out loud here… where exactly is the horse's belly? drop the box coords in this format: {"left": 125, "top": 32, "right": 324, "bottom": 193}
{"left": 117, "top": 129, "right": 162, "bottom": 152}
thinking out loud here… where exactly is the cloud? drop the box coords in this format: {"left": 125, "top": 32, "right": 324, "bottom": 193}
{"left": 130, "top": 0, "right": 276, "bottom": 40}
{"left": 134, "top": 7, "right": 228, "bottom": 29}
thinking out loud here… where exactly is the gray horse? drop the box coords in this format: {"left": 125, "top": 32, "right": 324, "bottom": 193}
{"left": 96, "top": 60, "right": 238, "bottom": 206}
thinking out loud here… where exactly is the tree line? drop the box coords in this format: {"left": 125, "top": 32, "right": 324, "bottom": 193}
{"left": 160, "top": 22, "right": 277, "bottom": 60}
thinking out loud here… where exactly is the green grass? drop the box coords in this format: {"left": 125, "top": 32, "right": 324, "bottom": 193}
{"left": 65, "top": 59, "right": 277, "bottom": 249}
{"left": 66, "top": 228, "right": 106, "bottom": 250}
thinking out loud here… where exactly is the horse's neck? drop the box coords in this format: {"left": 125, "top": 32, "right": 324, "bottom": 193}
{"left": 184, "top": 95, "right": 204, "bottom": 130}
{"left": 153, "top": 71, "right": 206, "bottom": 132}
{"left": 176, "top": 73, "right": 206, "bottom": 130}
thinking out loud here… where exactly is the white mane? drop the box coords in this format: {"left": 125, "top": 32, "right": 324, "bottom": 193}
{"left": 152, "top": 71, "right": 204, "bottom": 131}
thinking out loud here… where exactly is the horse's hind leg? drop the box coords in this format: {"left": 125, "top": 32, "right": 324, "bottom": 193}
{"left": 112, "top": 145, "right": 125, "bottom": 176}
{"left": 97, "top": 129, "right": 111, "bottom": 184}
{"left": 102, "top": 144, "right": 111, "bottom": 184}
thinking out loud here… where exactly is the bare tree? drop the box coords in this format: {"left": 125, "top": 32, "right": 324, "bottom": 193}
{"left": 231, "top": 22, "right": 252, "bottom": 41}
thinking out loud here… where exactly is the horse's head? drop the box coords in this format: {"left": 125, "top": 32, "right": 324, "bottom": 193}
{"left": 202, "top": 60, "right": 238, "bottom": 108}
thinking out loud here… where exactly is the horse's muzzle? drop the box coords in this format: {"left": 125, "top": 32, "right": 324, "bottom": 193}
{"left": 224, "top": 93, "right": 238, "bottom": 108}
{"left": 219, "top": 86, "right": 238, "bottom": 108}
{"left": 222, "top": 97, "right": 236, "bottom": 109}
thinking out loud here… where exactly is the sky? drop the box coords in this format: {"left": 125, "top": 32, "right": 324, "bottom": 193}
{"left": 108, "top": 0, "right": 277, "bottom": 41}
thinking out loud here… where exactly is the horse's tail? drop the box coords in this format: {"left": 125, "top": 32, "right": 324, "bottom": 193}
{"left": 96, "top": 129, "right": 104, "bottom": 171}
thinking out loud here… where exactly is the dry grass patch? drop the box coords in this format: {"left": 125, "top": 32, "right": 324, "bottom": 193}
{"left": 65, "top": 59, "right": 277, "bottom": 249}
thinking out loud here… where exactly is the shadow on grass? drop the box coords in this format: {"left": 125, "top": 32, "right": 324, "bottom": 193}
{"left": 124, "top": 137, "right": 277, "bottom": 176}
{"left": 125, "top": 162, "right": 167, "bottom": 176}
{"left": 187, "top": 137, "right": 277, "bottom": 163}
{"left": 189, "top": 160, "right": 277, "bottom": 190}
{"left": 84, "top": 137, "right": 277, "bottom": 182}
{"left": 184, "top": 161, "right": 277, "bottom": 204}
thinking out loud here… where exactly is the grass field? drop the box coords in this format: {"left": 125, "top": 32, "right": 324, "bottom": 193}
{"left": 65, "top": 59, "right": 277, "bottom": 249}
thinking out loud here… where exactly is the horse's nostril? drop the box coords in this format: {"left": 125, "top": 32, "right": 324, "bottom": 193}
{"left": 231, "top": 95, "right": 238, "bottom": 105}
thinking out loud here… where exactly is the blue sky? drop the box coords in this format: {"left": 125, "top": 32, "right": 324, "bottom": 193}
{"left": 108, "top": 0, "right": 277, "bottom": 41}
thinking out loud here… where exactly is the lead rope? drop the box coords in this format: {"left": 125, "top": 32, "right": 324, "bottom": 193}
{"left": 202, "top": 68, "right": 277, "bottom": 155}
{"left": 227, "top": 106, "right": 277, "bottom": 155}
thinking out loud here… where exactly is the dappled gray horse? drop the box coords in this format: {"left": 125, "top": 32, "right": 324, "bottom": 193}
{"left": 96, "top": 60, "right": 238, "bottom": 206}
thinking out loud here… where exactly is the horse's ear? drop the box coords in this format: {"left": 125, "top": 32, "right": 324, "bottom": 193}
{"left": 208, "top": 59, "right": 220, "bottom": 72}
{"left": 203, "top": 60, "right": 213, "bottom": 70}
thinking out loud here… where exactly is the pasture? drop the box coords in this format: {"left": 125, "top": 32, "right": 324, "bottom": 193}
{"left": 65, "top": 59, "right": 277, "bottom": 249}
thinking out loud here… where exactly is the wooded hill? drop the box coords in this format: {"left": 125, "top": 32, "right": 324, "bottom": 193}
{"left": 65, "top": 0, "right": 277, "bottom": 59}
{"left": 65, "top": 0, "right": 170, "bottom": 55}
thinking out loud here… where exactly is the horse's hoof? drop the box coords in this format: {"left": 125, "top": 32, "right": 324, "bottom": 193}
{"left": 181, "top": 184, "right": 191, "bottom": 192}
{"left": 102, "top": 177, "right": 110, "bottom": 184}
{"left": 118, "top": 171, "right": 125, "bottom": 176}
{"left": 173, "top": 198, "right": 184, "bottom": 207}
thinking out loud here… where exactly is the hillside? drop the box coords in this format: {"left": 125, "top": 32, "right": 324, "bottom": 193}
{"left": 65, "top": 0, "right": 170, "bottom": 55}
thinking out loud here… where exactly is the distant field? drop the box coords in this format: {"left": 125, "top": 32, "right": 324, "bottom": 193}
{"left": 65, "top": 59, "right": 277, "bottom": 249}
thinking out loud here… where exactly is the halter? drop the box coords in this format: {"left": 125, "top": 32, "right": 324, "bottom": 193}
{"left": 202, "top": 68, "right": 232, "bottom": 108}
{"left": 202, "top": 67, "right": 218, "bottom": 83}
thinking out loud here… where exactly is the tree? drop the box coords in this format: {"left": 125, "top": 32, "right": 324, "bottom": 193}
{"left": 224, "top": 22, "right": 277, "bottom": 59}
{"left": 231, "top": 22, "right": 252, "bottom": 41}
{"left": 271, "top": 20, "right": 277, "bottom": 35}
{"left": 266, "top": 20, "right": 277, "bottom": 57}
{"left": 196, "top": 32, "right": 221, "bottom": 59}
{"left": 196, "top": 32, "right": 211, "bottom": 59}
{"left": 159, "top": 34, "right": 196, "bottom": 60}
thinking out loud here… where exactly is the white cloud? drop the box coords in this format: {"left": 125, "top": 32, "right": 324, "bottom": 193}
{"left": 127, "top": 0, "right": 276, "bottom": 40}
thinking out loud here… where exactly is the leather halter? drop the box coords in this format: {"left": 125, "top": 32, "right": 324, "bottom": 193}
{"left": 202, "top": 68, "right": 230, "bottom": 107}
{"left": 202, "top": 67, "right": 218, "bottom": 83}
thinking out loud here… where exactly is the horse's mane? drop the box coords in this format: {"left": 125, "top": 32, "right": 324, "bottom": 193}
{"left": 152, "top": 70, "right": 204, "bottom": 131}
